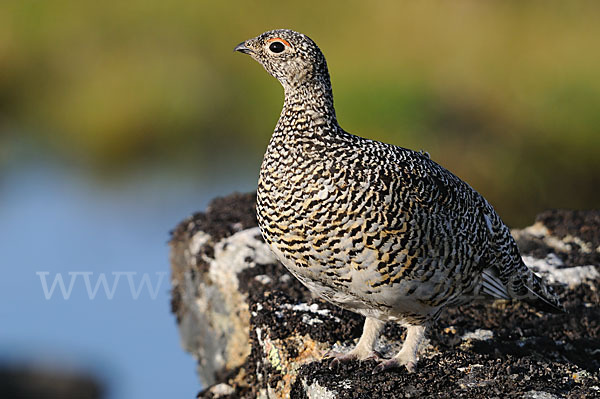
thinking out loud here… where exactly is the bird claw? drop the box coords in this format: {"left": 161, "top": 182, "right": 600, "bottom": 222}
{"left": 324, "top": 350, "right": 383, "bottom": 370}
{"left": 329, "top": 357, "right": 341, "bottom": 370}
{"left": 325, "top": 352, "right": 357, "bottom": 370}
{"left": 372, "top": 358, "right": 416, "bottom": 374}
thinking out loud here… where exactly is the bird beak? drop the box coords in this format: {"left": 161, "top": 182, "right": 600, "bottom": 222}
{"left": 234, "top": 41, "right": 253, "bottom": 55}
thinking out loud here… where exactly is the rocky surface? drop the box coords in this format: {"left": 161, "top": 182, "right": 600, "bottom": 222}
{"left": 169, "top": 193, "right": 600, "bottom": 398}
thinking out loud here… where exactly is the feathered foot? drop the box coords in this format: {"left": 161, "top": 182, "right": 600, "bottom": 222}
{"left": 372, "top": 324, "right": 425, "bottom": 374}
{"left": 324, "top": 316, "right": 384, "bottom": 369}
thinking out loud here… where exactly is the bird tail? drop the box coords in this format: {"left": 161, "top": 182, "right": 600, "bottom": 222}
{"left": 481, "top": 262, "right": 564, "bottom": 313}
{"left": 521, "top": 265, "right": 565, "bottom": 313}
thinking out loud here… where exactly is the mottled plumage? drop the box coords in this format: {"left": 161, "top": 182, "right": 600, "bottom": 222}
{"left": 235, "top": 29, "right": 562, "bottom": 372}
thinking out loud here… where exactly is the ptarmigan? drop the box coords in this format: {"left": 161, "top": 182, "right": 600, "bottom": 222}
{"left": 234, "top": 29, "right": 562, "bottom": 373}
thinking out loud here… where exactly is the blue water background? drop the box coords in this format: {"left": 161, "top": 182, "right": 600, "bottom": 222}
{"left": 0, "top": 157, "right": 257, "bottom": 398}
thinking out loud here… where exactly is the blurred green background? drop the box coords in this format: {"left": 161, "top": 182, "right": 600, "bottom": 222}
{"left": 2, "top": 1, "right": 599, "bottom": 226}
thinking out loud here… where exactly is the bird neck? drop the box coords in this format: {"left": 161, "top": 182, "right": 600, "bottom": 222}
{"left": 279, "top": 77, "right": 338, "bottom": 133}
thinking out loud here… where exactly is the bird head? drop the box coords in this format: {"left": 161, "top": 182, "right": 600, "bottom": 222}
{"left": 234, "top": 29, "right": 329, "bottom": 91}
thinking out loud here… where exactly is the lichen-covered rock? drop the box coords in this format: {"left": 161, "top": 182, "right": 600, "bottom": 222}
{"left": 170, "top": 194, "right": 600, "bottom": 398}
{"left": 170, "top": 193, "right": 261, "bottom": 387}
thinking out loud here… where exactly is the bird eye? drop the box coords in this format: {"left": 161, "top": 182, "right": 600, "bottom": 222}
{"left": 269, "top": 41, "right": 285, "bottom": 53}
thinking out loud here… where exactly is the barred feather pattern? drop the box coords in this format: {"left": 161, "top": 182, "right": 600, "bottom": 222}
{"left": 238, "top": 29, "right": 562, "bottom": 328}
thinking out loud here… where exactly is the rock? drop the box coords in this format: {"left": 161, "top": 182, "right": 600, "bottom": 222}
{"left": 170, "top": 193, "right": 261, "bottom": 387}
{"left": 169, "top": 193, "right": 600, "bottom": 398}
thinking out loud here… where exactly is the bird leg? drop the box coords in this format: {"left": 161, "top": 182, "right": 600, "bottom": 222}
{"left": 326, "top": 316, "right": 384, "bottom": 368}
{"left": 373, "top": 324, "right": 426, "bottom": 373}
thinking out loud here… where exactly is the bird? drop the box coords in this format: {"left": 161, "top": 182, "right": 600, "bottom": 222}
{"left": 234, "top": 29, "right": 563, "bottom": 373}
